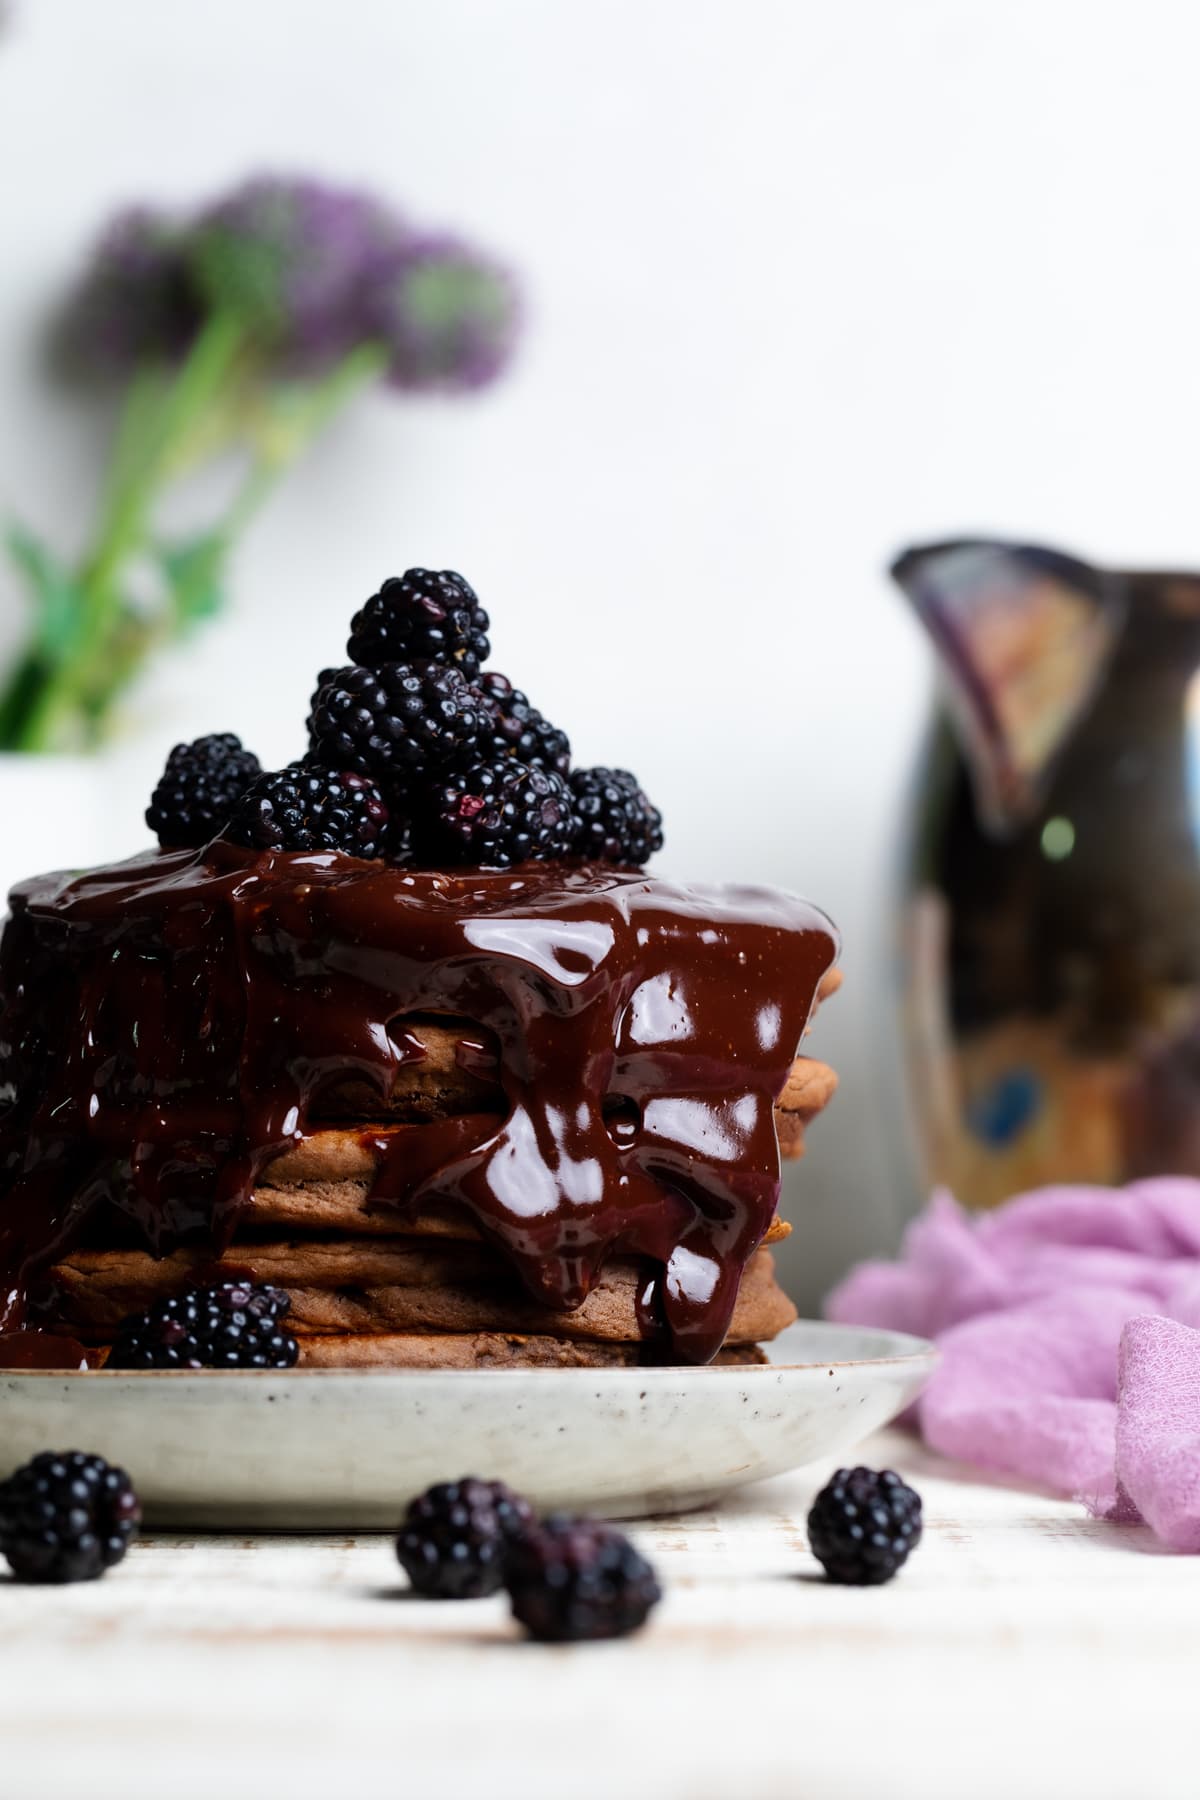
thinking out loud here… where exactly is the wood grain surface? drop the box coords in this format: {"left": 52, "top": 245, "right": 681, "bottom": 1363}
{"left": 0, "top": 1427, "right": 1191, "bottom": 1800}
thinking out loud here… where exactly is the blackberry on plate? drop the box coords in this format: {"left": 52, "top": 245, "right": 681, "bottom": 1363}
{"left": 432, "top": 757, "right": 574, "bottom": 868}
{"left": 0, "top": 1450, "right": 141, "bottom": 1583}
{"left": 396, "top": 1477, "right": 535, "bottom": 1599}
{"left": 806, "top": 1466, "right": 923, "bottom": 1586}
{"left": 107, "top": 1282, "right": 299, "bottom": 1370}
{"left": 476, "top": 671, "right": 570, "bottom": 775}
{"left": 569, "top": 767, "right": 663, "bottom": 867}
{"left": 348, "top": 569, "right": 491, "bottom": 677}
{"left": 146, "top": 732, "right": 261, "bottom": 848}
{"left": 227, "top": 763, "right": 390, "bottom": 857}
{"left": 309, "top": 662, "right": 482, "bottom": 784}
{"left": 505, "top": 1514, "right": 661, "bottom": 1642}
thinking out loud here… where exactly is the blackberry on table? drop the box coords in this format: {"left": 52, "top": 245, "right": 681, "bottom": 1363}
{"left": 431, "top": 757, "right": 574, "bottom": 868}
{"left": 477, "top": 671, "right": 570, "bottom": 775}
{"left": 348, "top": 569, "right": 491, "bottom": 677}
{"left": 226, "top": 763, "right": 390, "bottom": 858}
{"left": 309, "top": 662, "right": 482, "bottom": 785}
{"left": 107, "top": 1282, "right": 299, "bottom": 1371}
{"left": 806, "top": 1467, "right": 923, "bottom": 1586}
{"left": 505, "top": 1514, "right": 661, "bottom": 1642}
{"left": 396, "top": 1477, "right": 535, "bottom": 1599}
{"left": 569, "top": 767, "right": 663, "bottom": 867}
{"left": 0, "top": 1450, "right": 141, "bottom": 1583}
{"left": 146, "top": 733, "right": 261, "bottom": 848}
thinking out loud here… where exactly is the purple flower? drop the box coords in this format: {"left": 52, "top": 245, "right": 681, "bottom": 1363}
{"left": 57, "top": 206, "right": 200, "bottom": 376}
{"left": 185, "top": 175, "right": 403, "bottom": 368}
{"left": 53, "top": 177, "right": 522, "bottom": 397}
{"left": 365, "top": 234, "right": 520, "bottom": 392}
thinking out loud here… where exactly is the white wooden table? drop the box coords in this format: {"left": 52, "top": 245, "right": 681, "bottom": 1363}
{"left": 0, "top": 1426, "right": 1192, "bottom": 1800}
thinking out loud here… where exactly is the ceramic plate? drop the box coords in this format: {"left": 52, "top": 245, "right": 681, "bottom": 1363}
{"left": 0, "top": 1319, "right": 935, "bottom": 1527}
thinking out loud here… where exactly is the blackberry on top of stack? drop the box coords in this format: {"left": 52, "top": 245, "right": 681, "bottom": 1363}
{"left": 145, "top": 567, "right": 664, "bottom": 870}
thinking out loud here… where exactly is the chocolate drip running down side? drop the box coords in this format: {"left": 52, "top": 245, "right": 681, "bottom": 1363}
{"left": 0, "top": 843, "right": 838, "bottom": 1363}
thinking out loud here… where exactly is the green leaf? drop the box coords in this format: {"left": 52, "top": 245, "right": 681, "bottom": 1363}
{"left": 156, "top": 532, "right": 228, "bottom": 629}
{"left": 5, "top": 522, "right": 85, "bottom": 662}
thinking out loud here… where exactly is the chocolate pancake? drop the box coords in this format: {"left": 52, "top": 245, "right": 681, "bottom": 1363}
{"left": 269, "top": 1335, "right": 771, "bottom": 1370}
{"left": 48, "top": 1243, "right": 795, "bottom": 1345}
{"left": 0, "top": 847, "right": 838, "bottom": 1366}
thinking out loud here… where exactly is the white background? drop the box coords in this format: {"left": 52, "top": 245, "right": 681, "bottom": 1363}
{"left": 3, "top": 0, "right": 1199, "bottom": 1302}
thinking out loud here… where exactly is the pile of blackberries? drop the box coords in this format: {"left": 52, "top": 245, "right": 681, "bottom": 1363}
{"left": 396, "top": 1476, "right": 662, "bottom": 1642}
{"left": 146, "top": 568, "right": 663, "bottom": 870}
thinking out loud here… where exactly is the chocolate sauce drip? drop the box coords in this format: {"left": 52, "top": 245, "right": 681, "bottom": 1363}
{"left": 0, "top": 843, "right": 837, "bottom": 1363}
{"left": 0, "top": 1331, "right": 92, "bottom": 1370}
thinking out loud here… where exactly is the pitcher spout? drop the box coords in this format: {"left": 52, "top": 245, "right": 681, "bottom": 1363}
{"left": 891, "top": 537, "right": 1127, "bottom": 836}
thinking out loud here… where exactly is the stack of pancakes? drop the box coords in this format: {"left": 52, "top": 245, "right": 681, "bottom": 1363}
{"left": 44, "top": 978, "right": 840, "bottom": 1369}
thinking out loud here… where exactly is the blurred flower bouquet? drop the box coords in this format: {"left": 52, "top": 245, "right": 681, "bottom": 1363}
{"left": 0, "top": 175, "right": 519, "bottom": 751}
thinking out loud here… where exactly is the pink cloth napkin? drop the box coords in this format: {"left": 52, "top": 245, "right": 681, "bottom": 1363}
{"left": 825, "top": 1181, "right": 1200, "bottom": 1548}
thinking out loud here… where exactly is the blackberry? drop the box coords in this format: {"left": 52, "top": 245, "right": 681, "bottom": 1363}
{"left": 227, "top": 763, "right": 390, "bottom": 858}
{"left": 348, "top": 569, "right": 491, "bottom": 677}
{"left": 145, "top": 733, "right": 261, "bottom": 848}
{"left": 387, "top": 812, "right": 416, "bottom": 866}
{"left": 506, "top": 1515, "right": 661, "bottom": 1642}
{"left": 396, "top": 1478, "right": 535, "bottom": 1599}
{"left": 305, "top": 666, "right": 341, "bottom": 741}
{"left": 107, "top": 1282, "right": 299, "bottom": 1370}
{"left": 0, "top": 1450, "right": 140, "bottom": 1583}
{"left": 309, "top": 662, "right": 482, "bottom": 785}
{"left": 432, "top": 758, "right": 574, "bottom": 868}
{"left": 569, "top": 767, "right": 663, "bottom": 866}
{"left": 476, "top": 672, "right": 571, "bottom": 775}
{"left": 806, "top": 1467, "right": 923, "bottom": 1586}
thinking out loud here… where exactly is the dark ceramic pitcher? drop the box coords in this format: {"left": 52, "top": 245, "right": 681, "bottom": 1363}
{"left": 893, "top": 537, "right": 1200, "bottom": 1207}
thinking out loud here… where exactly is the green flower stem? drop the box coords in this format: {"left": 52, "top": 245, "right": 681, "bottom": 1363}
{"left": 0, "top": 647, "right": 52, "bottom": 749}
{"left": 99, "top": 365, "right": 170, "bottom": 527}
{"left": 83, "top": 311, "right": 247, "bottom": 593}
{"left": 3, "top": 327, "right": 385, "bottom": 748}
{"left": 2, "top": 335, "right": 387, "bottom": 751}
{"left": 12, "top": 314, "right": 248, "bottom": 751}
{"left": 221, "top": 342, "right": 388, "bottom": 540}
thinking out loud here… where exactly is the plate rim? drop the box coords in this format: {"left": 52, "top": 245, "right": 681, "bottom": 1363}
{"left": 0, "top": 1319, "right": 937, "bottom": 1380}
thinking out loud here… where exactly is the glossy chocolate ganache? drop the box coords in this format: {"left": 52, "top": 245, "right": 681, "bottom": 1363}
{"left": 0, "top": 842, "right": 838, "bottom": 1364}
